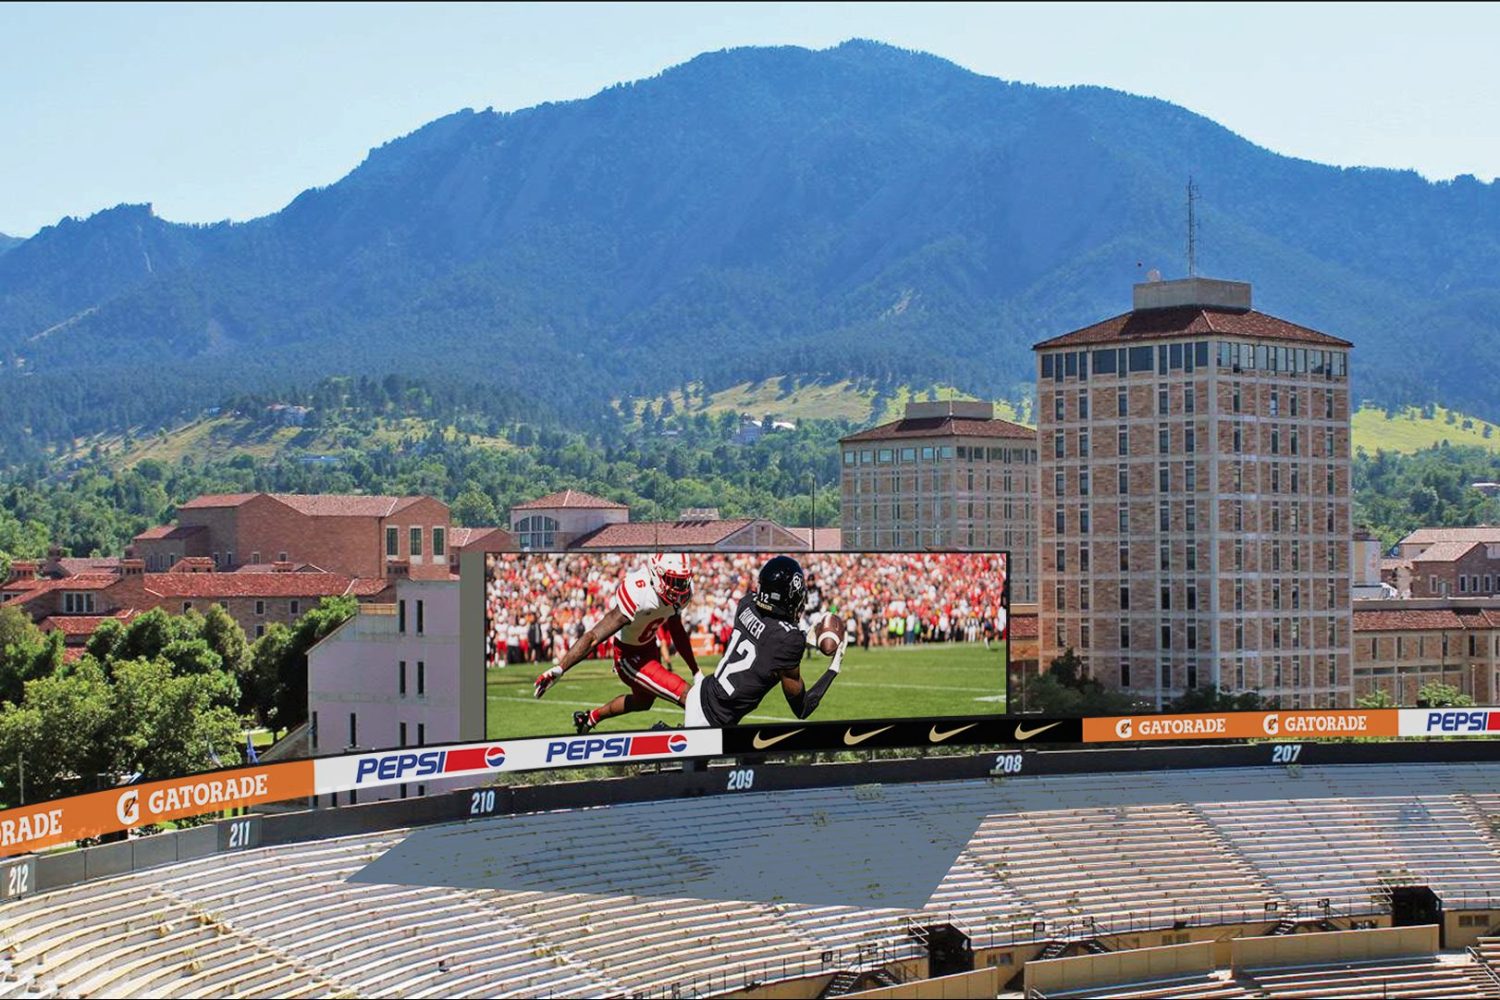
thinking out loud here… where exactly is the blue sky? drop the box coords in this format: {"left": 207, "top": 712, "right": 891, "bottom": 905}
{"left": 2, "top": 2, "right": 1496, "bottom": 237}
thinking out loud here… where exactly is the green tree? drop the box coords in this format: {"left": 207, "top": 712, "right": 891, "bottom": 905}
{"left": 247, "top": 597, "right": 358, "bottom": 730}
{"left": 0, "top": 606, "right": 63, "bottom": 706}
{"left": 1416, "top": 681, "right": 1473, "bottom": 708}
{"left": 1357, "top": 688, "right": 1397, "bottom": 708}
{"left": 1168, "top": 687, "right": 1268, "bottom": 713}
{"left": 0, "top": 658, "right": 115, "bottom": 806}
{"left": 108, "top": 658, "right": 241, "bottom": 782}
{"left": 451, "top": 487, "right": 499, "bottom": 527}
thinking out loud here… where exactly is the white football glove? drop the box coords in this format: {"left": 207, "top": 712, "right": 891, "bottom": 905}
{"left": 828, "top": 625, "right": 851, "bottom": 674}
{"left": 534, "top": 664, "right": 563, "bottom": 699}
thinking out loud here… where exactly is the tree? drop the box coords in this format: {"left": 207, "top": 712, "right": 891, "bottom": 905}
{"left": 1168, "top": 687, "right": 1268, "bottom": 713}
{"left": 1357, "top": 688, "right": 1397, "bottom": 709}
{"left": 0, "top": 658, "right": 114, "bottom": 806}
{"left": 108, "top": 658, "right": 241, "bottom": 783}
{"left": 247, "top": 597, "right": 358, "bottom": 730}
{"left": 0, "top": 606, "right": 62, "bottom": 706}
{"left": 451, "top": 487, "right": 499, "bottom": 527}
{"left": 1416, "top": 681, "right": 1473, "bottom": 708}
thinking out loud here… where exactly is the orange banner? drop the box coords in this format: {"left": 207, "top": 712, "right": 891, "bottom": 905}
{"left": 1083, "top": 710, "right": 1398, "bottom": 743}
{"left": 0, "top": 761, "right": 314, "bottom": 859}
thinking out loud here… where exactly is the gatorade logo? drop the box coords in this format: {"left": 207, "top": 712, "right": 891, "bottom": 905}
{"left": 1263, "top": 713, "right": 1281, "bottom": 736}
{"left": 116, "top": 789, "right": 140, "bottom": 826}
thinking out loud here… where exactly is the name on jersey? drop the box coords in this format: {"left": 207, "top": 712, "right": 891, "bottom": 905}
{"left": 544, "top": 733, "right": 690, "bottom": 763}
{"left": 737, "top": 607, "right": 765, "bottom": 639}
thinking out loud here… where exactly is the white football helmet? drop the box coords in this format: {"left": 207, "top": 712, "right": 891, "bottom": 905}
{"left": 650, "top": 552, "right": 694, "bottom": 607}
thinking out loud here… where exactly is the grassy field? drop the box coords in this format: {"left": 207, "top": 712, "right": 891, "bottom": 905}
{"left": 487, "top": 641, "right": 1008, "bottom": 738}
{"left": 629, "top": 378, "right": 1032, "bottom": 428}
{"left": 1352, "top": 404, "right": 1500, "bottom": 455}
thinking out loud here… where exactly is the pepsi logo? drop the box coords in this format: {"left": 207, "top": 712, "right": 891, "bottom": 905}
{"left": 667, "top": 734, "right": 688, "bottom": 753}
{"left": 484, "top": 745, "right": 506, "bottom": 768}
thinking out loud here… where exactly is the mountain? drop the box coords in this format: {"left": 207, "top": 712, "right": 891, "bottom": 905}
{"left": 0, "top": 234, "right": 20, "bottom": 255}
{"left": 3, "top": 39, "right": 1500, "bottom": 451}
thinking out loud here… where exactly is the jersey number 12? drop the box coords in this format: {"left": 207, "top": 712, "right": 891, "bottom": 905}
{"left": 715, "top": 629, "right": 757, "bottom": 695}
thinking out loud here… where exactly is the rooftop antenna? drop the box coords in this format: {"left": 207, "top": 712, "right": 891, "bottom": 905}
{"left": 1186, "top": 176, "right": 1200, "bottom": 277}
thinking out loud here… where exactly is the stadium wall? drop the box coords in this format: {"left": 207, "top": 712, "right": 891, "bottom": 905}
{"left": 13, "top": 739, "right": 1500, "bottom": 904}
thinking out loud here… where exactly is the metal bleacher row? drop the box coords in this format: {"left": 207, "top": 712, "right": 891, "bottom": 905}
{"left": 5, "top": 762, "right": 1500, "bottom": 998}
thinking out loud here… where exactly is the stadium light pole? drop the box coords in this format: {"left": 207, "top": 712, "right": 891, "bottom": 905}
{"left": 807, "top": 472, "right": 817, "bottom": 552}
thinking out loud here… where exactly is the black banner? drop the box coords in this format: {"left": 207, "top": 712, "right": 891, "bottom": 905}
{"left": 721, "top": 714, "right": 1082, "bottom": 754}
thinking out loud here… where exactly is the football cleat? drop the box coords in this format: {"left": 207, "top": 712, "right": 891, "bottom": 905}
{"left": 574, "top": 710, "right": 596, "bottom": 735}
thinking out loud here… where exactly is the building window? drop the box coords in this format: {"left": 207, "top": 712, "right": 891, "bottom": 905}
{"left": 1079, "top": 470, "right": 1090, "bottom": 496}
{"left": 1078, "top": 431, "right": 1090, "bottom": 456}
{"left": 1055, "top": 509, "right": 1066, "bottom": 533}
{"left": 1118, "top": 504, "right": 1130, "bottom": 533}
{"left": 433, "top": 527, "right": 447, "bottom": 559}
{"left": 1117, "top": 392, "right": 1127, "bottom": 418}
{"left": 1187, "top": 662, "right": 1198, "bottom": 688}
{"left": 255, "top": 600, "right": 265, "bottom": 616}
{"left": 255, "top": 624, "right": 265, "bottom": 639}
{"left": 1158, "top": 463, "right": 1170, "bottom": 493}
{"left": 311, "top": 711, "right": 318, "bottom": 750}
{"left": 399, "top": 722, "right": 407, "bottom": 748}
{"left": 349, "top": 712, "right": 358, "bottom": 749}
{"left": 1158, "top": 502, "right": 1170, "bottom": 532}
{"left": 182, "top": 601, "right": 192, "bottom": 613}
{"left": 399, "top": 600, "right": 407, "bottom": 634}
{"left": 1160, "top": 585, "right": 1172, "bottom": 611}
{"left": 1185, "top": 464, "right": 1197, "bottom": 492}
{"left": 1055, "top": 584, "right": 1066, "bottom": 612}
{"left": 1054, "top": 395, "right": 1065, "bottom": 421}
{"left": 1184, "top": 387, "right": 1195, "bottom": 414}
{"left": 1120, "top": 662, "right": 1131, "bottom": 687}
{"left": 409, "top": 526, "right": 423, "bottom": 558}
{"left": 1233, "top": 426, "right": 1242, "bottom": 453}
{"left": 386, "top": 526, "right": 399, "bottom": 558}
{"left": 1117, "top": 426, "right": 1128, "bottom": 456}
{"left": 291, "top": 599, "right": 300, "bottom": 616}
{"left": 1119, "top": 543, "right": 1129, "bottom": 572}
{"left": 1120, "top": 623, "right": 1131, "bottom": 648}
{"left": 1055, "top": 471, "right": 1065, "bottom": 497}
{"left": 417, "top": 661, "right": 426, "bottom": 696}
{"left": 416, "top": 599, "right": 425, "bottom": 634}
{"left": 516, "top": 515, "right": 558, "bottom": 550}
{"left": 1079, "top": 545, "right": 1090, "bottom": 571}
{"left": 1185, "top": 502, "right": 1197, "bottom": 532}
{"left": 1160, "top": 623, "right": 1172, "bottom": 648}
{"left": 1079, "top": 393, "right": 1089, "bottom": 420}
{"left": 1185, "top": 427, "right": 1196, "bottom": 453}
{"left": 1158, "top": 386, "right": 1169, "bottom": 416}
{"left": 1079, "top": 508, "right": 1091, "bottom": 534}
{"left": 1158, "top": 424, "right": 1169, "bottom": 454}
{"left": 399, "top": 660, "right": 407, "bottom": 696}
{"left": 1186, "top": 543, "right": 1197, "bottom": 572}
{"left": 418, "top": 723, "right": 426, "bottom": 746}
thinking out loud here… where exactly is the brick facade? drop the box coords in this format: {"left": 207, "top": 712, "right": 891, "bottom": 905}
{"left": 1035, "top": 278, "right": 1355, "bottom": 707}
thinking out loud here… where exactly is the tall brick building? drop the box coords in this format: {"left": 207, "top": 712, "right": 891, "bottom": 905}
{"left": 838, "top": 401, "right": 1038, "bottom": 601}
{"left": 130, "top": 493, "right": 452, "bottom": 580}
{"left": 1035, "top": 277, "right": 1354, "bottom": 707}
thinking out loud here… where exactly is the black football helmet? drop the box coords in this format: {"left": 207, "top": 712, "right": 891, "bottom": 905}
{"left": 755, "top": 555, "right": 807, "bottom": 621}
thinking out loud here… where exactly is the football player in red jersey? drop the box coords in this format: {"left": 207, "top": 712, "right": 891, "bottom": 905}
{"left": 533, "top": 553, "right": 701, "bottom": 734}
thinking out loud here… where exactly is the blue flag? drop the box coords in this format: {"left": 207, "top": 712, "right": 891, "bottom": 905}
{"left": 245, "top": 733, "right": 260, "bottom": 764}
{"left": 207, "top": 742, "right": 223, "bottom": 768}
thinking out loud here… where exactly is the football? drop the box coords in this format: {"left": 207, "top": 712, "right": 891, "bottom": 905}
{"left": 813, "top": 613, "right": 845, "bottom": 656}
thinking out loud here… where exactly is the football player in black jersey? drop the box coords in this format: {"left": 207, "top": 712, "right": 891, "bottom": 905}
{"left": 683, "top": 555, "right": 846, "bottom": 728}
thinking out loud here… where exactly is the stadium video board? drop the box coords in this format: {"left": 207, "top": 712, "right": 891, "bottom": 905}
{"left": 482, "top": 551, "right": 1009, "bottom": 740}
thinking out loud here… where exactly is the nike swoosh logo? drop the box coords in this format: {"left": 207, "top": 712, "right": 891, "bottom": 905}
{"left": 844, "top": 725, "right": 893, "bottom": 746}
{"left": 929, "top": 724, "right": 975, "bottom": 743}
{"left": 751, "top": 729, "right": 803, "bottom": 750}
{"left": 1015, "top": 722, "right": 1060, "bottom": 741}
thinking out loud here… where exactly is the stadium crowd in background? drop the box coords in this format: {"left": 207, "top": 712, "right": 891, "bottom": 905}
{"left": 486, "top": 552, "right": 1006, "bottom": 669}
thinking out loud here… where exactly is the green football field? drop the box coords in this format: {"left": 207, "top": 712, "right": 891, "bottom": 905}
{"left": 487, "top": 641, "right": 1008, "bottom": 738}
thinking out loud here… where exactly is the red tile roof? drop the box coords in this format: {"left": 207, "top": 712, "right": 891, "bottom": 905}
{"left": 841, "top": 416, "right": 1036, "bottom": 444}
{"left": 1034, "top": 307, "right": 1352, "bottom": 350}
{"left": 571, "top": 518, "right": 805, "bottom": 550}
{"left": 514, "top": 489, "right": 627, "bottom": 510}
{"left": 176, "top": 493, "right": 433, "bottom": 518}
{"left": 133, "top": 524, "right": 207, "bottom": 541}
{"left": 39, "top": 611, "right": 138, "bottom": 638}
{"left": 1410, "top": 541, "right": 1484, "bottom": 564}
{"left": 449, "top": 526, "right": 516, "bottom": 552}
{"left": 141, "top": 573, "right": 389, "bottom": 599}
{"left": 1353, "top": 607, "right": 1500, "bottom": 632}
{"left": 176, "top": 493, "right": 261, "bottom": 509}
{"left": 271, "top": 494, "right": 428, "bottom": 517}
{"left": 53, "top": 557, "right": 121, "bottom": 577}
{"left": 1402, "top": 527, "right": 1500, "bottom": 547}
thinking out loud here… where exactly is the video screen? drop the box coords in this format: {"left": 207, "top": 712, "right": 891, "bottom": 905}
{"left": 484, "top": 551, "right": 1008, "bottom": 736}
